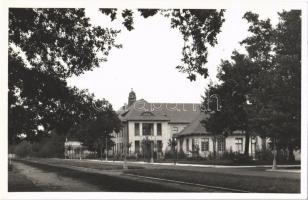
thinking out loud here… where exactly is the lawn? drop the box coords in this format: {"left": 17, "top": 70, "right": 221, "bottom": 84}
{"left": 152, "top": 159, "right": 301, "bottom": 166}
{"left": 125, "top": 168, "right": 300, "bottom": 193}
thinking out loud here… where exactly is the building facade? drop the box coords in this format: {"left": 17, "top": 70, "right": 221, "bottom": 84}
{"left": 112, "top": 90, "right": 267, "bottom": 158}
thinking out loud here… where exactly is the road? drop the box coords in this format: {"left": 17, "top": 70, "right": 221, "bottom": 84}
{"left": 9, "top": 160, "right": 224, "bottom": 192}
{"left": 8, "top": 158, "right": 300, "bottom": 192}
{"left": 10, "top": 162, "right": 100, "bottom": 191}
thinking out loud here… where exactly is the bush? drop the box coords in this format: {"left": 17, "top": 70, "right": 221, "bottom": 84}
{"left": 13, "top": 131, "right": 65, "bottom": 158}
{"left": 207, "top": 152, "right": 216, "bottom": 160}
{"left": 187, "top": 155, "right": 204, "bottom": 161}
{"left": 112, "top": 153, "right": 123, "bottom": 161}
{"left": 126, "top": 154, "right": 137, "bottom": 160}
{"left": 177, "top": 149, "right": 187, "bottom": 159}
{"left": 256, "top": 149, "right": 273, "bottom": 161}
{"left": 164, "top": 150, "right": 175, "bottom": 159}
{"left": 233, "top": 153, "right": 252, "bottom": 163}
{"left": 221, "top": 151, "right": 236, "bottom": 160}
{"left": 14, "top": 141, "right": 33, "bottom": 157}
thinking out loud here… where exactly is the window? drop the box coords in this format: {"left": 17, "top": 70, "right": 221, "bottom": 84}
{"left": 192, "top": 138, "right": 199, "bottom": 151}
{"left": 142, "top": 123, "right": 154, "bottom": 136}
{"left": 135, "top": 123, "right": 140, "bottom": 136}
{"left": 157, "top": 123, "right": 162, "bottom": 136}
{"left": 217, "top": 137, "right": 225, "bottom": 152}
{"left": 135, "top": 141, "right": 140, "bottom": 153}
{"left": 235, "top": 138, "right": 243, "bottom": 152}
{"left": 172, "top": 127, "right": 179, "bottom": 134}
{"left": 120, "top": 143, "right": 123, "bottom": 153}
{"left": 186, "top": 139, "right": 189, "bottom": 151}
{"left": 201, "top": 138, "right": 209, "bottom": 151}
{"left": 157, "top": 140, "right": 162, "bottom": 152}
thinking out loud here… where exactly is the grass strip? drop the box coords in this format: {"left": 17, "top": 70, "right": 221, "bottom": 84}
{"left": 125, "top": 168, "right": 300, "bottom": 193}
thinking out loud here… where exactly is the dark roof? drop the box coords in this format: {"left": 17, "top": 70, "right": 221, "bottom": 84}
{"left": 118, "top": 99, "right": 201, "bottom": 123}
{"left": 174, "top": 113, "right": 210, "bottom": 137}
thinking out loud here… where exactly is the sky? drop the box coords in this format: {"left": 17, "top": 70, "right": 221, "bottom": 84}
{"left": 67, "top": 8, "right": 282, "bottom": 110}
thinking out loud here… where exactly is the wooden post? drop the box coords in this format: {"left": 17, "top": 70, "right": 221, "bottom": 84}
{"left": 105, "top": 135, "right": 108, "bottom": 161}
{"left": 272, "top": 137, "right": 277, "bottom": 170}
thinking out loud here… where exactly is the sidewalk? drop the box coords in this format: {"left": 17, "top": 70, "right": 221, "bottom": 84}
{"left": 266, "top": 169, "right": 301, "bottom": 173}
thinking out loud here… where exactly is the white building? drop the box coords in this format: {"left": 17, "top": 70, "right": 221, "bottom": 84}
{"left": 113, "top": 90, "right": 267, "bottom": 158}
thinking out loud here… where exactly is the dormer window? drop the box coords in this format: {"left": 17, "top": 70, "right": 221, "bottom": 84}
{"left": 140, "top": 111, "right": 154, "bottom": 116}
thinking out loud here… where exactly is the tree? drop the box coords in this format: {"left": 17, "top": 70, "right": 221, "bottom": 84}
{"left": 68, "top": 101, "right": 121, "bottom": 156}
{"left": 242, "top": 11, "right": 301, "bottom": 163}
{"left": 203, "top": 52, "right": 259, "bottom": 157}
{"left": 9, "top": 8, "right": 121, "bottom": 144}
{"left": 203, "top": 10, "right": 301, "bottom": 166}
{"left": 168, "top": 138, "right": 178, "bottom": 163}
{"left": 9, "top": 8, "right": 225, "bottom": 144}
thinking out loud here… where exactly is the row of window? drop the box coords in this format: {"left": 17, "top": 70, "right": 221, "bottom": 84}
{"left": 187, "top": 138, "right": 214, "bottom": 152}
{"left": 185, "top": 137, "right": 256, "bottom": 152}
{"left": 134, "top": 123, "right": 162, "bottom": 136}
{"left": 134, "top": 140, "right": 163, "bottom": 153}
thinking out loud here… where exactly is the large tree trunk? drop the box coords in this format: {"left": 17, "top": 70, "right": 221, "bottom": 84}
{"left": 244, "top": 131, "right": 250, "bottom": 157}
{"left": 213, "top": 136, "right": 216, "bottom": 159}
{"left": 288, "top": 145, "right": 295, "bottom": 162}
{"left": 100, "top": 146, "right": 103, "bottom": 160}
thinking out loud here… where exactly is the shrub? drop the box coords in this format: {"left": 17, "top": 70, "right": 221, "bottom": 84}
{"left": 221, "top": 151, "right": 236, "bottom": 160}
{"left": 187, "top": 155, "right": 204, "bottom": 161}
{"left": 164, "top": 150, "right": 175, "bottom": 159}
{"left": 232, "top": 153, "right": 252, "bottom": 163}
{"left": 177, "top": 149, "right": 187, "bottom": 159}
{"left": 37, "top": 133, "right": 65, "bottom": 158}
{"left": 113, "top": 153, "right": 123, "bottom": 161}
{"left": 207, "top": 152, "right": 215, "bottom": 160}
{"left": 13, "top": 131, "right": 65, "bottom": 158}
{"left": 256, "top": 149, "right": 273, "bottom": 161}
{"left": 14, "top": 141, "right": 33, "bottom": 157}
{"left": 126, "top": 154, "right": 137, "bottom": 160}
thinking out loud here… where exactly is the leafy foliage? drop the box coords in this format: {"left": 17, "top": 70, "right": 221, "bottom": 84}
{"left": 67, "top": 103, "right": 121, "bottom": 152}
{"left": 203, "top": 10, "right": 301, "bottom": 160}
{"left": 121, "top": 9, "right": 134, "bottom": 31}
{"left": 9, "top": 8, "right": 122, "bottom": 144}
{"left": 9, "top": 8, "right": 121, "bottom": 79}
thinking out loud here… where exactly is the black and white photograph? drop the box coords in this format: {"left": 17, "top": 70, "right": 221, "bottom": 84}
{"left": 1, "top": 0, "right": 307, "bottom": 199}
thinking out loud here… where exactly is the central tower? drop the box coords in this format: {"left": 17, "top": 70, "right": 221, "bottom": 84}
{"left": 128, "top": 88, "right": 136, "bottom": 106}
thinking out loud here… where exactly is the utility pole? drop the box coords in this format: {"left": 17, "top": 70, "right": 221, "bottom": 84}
{"left": 105, "top": 134, "right": 108, "bottom": 161}
{"left": 272, "top": 137, "right": 277, "bottom": 170}
{"left": 150, "top": 141, "right": 154, "bottom": 163}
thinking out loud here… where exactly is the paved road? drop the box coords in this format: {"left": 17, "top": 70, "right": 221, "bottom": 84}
{"left": 10, "top": 160, "right": 225, "bottom": 192}
{"left": 11, "top": 162, "right": 100, "bottom": 191}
